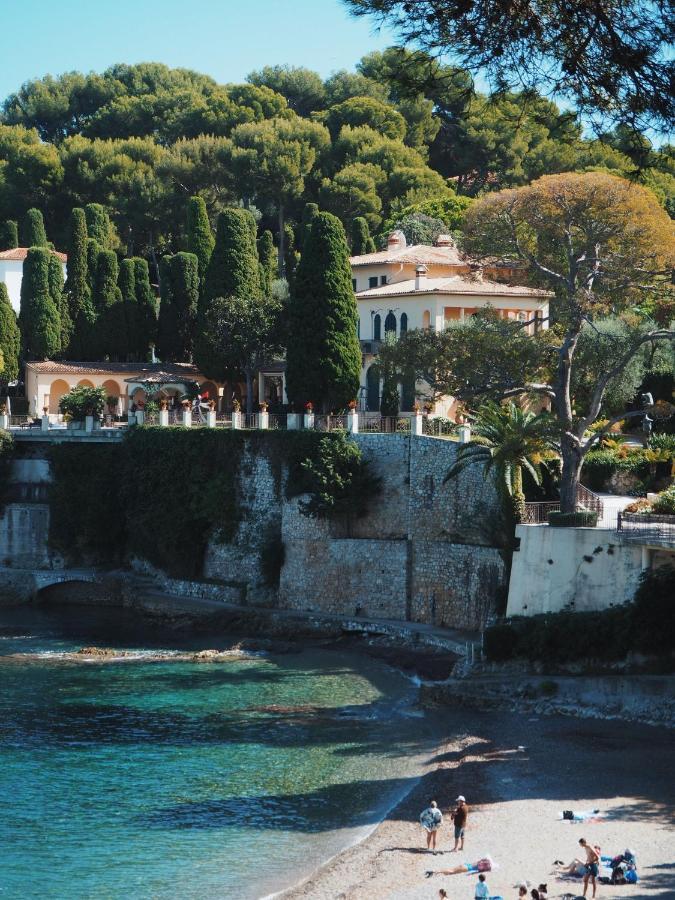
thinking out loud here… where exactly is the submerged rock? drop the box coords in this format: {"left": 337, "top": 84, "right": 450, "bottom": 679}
{"left": 76, "top": 647, "right": 130, "bottom": 658}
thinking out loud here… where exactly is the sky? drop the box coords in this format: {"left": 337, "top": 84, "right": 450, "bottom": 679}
{"left": 0, "top": 0, "right": 397, "bottom": 101}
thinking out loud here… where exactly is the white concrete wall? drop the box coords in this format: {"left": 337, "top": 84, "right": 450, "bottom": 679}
{"left": 0, "top": 260, "right": 24, "bottom": 314}
{"left": 507, "top": 524, "right": 646, "bottom": 616}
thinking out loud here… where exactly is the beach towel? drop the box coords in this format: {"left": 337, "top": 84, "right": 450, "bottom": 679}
{"left": 420, "top": 807, "right": 443, "bottom": 831}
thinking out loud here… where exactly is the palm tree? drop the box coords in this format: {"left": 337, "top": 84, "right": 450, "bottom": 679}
{"left": 445, "top": 401, "right": 558, "bottom": 523}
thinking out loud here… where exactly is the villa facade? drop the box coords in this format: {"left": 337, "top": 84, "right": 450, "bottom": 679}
{"left": 0, "top": 248, "right": 68, "bottom": 315}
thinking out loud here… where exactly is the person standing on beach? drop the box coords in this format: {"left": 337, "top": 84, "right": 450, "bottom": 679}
{"left": 579, "top": 838, "right": 600, "bottom": 898}
{"left": 420, "top": 800, "right": 443, "bottom": 853}
{"left": 450, "top": 795, "right": 468, "bottom": 851}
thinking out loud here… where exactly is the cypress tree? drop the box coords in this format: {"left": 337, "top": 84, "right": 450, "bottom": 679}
{"left": 157, "top": 255, "right": 180, "bottom": 362}
{"left": 257, "top": 230, "right": 276, "bottom": 297}
{"left": 86, "top": 238, "right": 100, "bottom": 293}
{"left": 0, "top": 283, "right": 20, "bottom": 382}
{"left": 186, "top": 196, "right": 214, "bottom": 287}
{"left": 286, "top": 213, "right": 361, "bottom": 412}
{"left": 85, "top": 203, "right": 115, "bottom": 249}
{"left": 48, "top": 252, "right": 71, "bottom": 356}
{"left": 118, "top": 258, "right": 137, "bottom": 360}
{"left": 351, "top": 217, "right": 377, "bottom": 255}
{"left": 297, "top": 202, "right": 319, "bottom": 251}
{"left": 93, "top": 250, "right": 126, "bottom": 358}
{"left": 169, "top": 252, "right": 199, "bottom": 362}
{"left": 19, "top": 247, "right": 61, "bottom": 359}
{"left": 283, "top": 223, "right": 299, "bottom": 283}
{"left": 195, "top": 208, "right": 260, "bottom": 380}
{"left": 23, "top": 209, "right": 48, "bottom": 248}
{"left": 0, "top": 220, "right": 18, "bottom": 250}
{"left": 133, "top": 258, "right": 157, "bottom": 358}
{"left": 64, "top": 209, "right": 89, "bottom": 322}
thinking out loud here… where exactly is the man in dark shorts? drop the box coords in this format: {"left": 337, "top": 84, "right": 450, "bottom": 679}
{"left": 579, "top": 837, "right": 600, "bottom": 898}
{"left": 450, "top": 795, "right": 468, "bottom": 851}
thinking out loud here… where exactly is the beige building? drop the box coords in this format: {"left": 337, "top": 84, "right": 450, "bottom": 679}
{"left": 350, "top": 231, "right": 551, "bottom": 415}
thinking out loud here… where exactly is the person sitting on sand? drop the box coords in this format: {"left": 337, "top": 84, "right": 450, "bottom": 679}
{"left": 475, "top": 873, "right": 490, "bottom": 899}
{"left": 579, "top": 838, "right": 600, "bottom": 899}
{"left": 518, "top": 888, "right": 527, "bottom": 898}
{"left": 557, "top": 844, "right": 601, "bottom": 877}
{"left": 420, "top": 800, "right": 443, "bottom": 853}
{"left": 439, "top": 891, "right": 448, "bottom": 900}
{"left": 450, "top": 795, "right": 469, "bottom": 851}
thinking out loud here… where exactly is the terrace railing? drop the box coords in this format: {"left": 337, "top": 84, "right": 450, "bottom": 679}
{"left": 617, "top": 512, "right": 675, "bottom": 547}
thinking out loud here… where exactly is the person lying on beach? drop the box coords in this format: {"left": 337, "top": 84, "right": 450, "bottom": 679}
{"left": 426, "top": 857, "right": 492, "bottom": 877}
{"left": 420, "top": 800, "right": 443, "bottom": 853}
{"left": 556, "top": 845, "right": 601, "bottom": 877}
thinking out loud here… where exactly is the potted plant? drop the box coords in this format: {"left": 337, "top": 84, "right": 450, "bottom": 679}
{"left": 304, "top": 401, "right": 314, "bottom": 412}
{"left": 181, "top": 399, "right": 191, "bottom": 410}
{"left": 60, "top": 386, "right": 106, "bottom": 430}
{"left": 259, "top": 400, "right": 269, "bottom": 412}
{"left": 208, "top": 399, "right": 216, "bottom": 411}
{"left": 232, "top": 398, "right": 241, "bottom": 412}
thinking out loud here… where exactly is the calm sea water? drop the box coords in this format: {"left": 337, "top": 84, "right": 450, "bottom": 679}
{"left": 0, "top": 606, "right": 438, "bottom": 899}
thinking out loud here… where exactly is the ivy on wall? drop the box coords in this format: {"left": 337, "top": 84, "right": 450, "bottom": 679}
{"left": 47, "top": 428, "right": 374, "bottom": 578}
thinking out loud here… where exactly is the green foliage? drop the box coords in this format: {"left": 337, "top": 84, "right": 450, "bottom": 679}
{"left": 485, "top": 566, "right": 675, "bottom": 664}
{"left": 84, "top": 203, "right": 117, "bottom": 249}
{"left": 133, "top": 257, "right": 157, "bottom": 354}
{"left": 648, "top": 433, "right": 675, "bottom": 452}
{"left": 247, "top": 65, "right": 325, "bottom": 116}
{"left": 22, "top": 208, "right": 47, "bottom": 247}
{"left": 548, "top": 510, "right": 599, "bottom": 527}
{"left": 582, "top": 449, "right": 650, "bottom": 492}
{"left": 92, "top": 250, "right": 126, "bottom": 358}
{"left": 283, "top": 223, "right": 299, "bottom": 282}
{"left": 650, "top": 486, "right": 675, "bottom": 515}
{"left": 381, "top": 196, "right": 473, "bottom": 235}
{"left": 186, "top": 195, "right": 214, "bottom": 285}
{"left": 0, "top": 429, "right": 14, "bottom": 507}
{"left": 18, "top": 247, "right": 61, "bottom": 359}
{"left": 0, "top": 283, "right": 20, "bottom": 382}
{"left": 48, "top": 250, "right": 70, "bottom": 352}
{"left": 300, "top": 430, "right": 382, "bottom": 522}
{"left": 64, "top": 208, "right": 90, "bottom": 351}
{"left": 286, "top": 212, "right": 361, "bottom": 411}
{"left": 0, "top": 220, "right": 18, "bottom": 250}
{"left": 167, "top": 252, "right": 199, "bottom": 361}
{"left": 59, "top": 385, "right": 107, "bottom": 418}
{"left": 257, "top": 229, "right": 276, "bottom": 295}
{"left": 325, "top": 96, "right": 407, "bottom": 141}
{"left": 297, "top": 202, "right": 320, "bottom": 252}
{"left": 351, "top": 216, "right": 376, "bottom": 254}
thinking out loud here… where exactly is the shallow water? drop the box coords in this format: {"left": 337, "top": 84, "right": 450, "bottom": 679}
{"left": 0, "top": 606, "right": 438, "bottom": 899}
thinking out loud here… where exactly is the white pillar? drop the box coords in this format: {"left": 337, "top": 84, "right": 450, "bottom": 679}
{"left": 412, "top": 413, "right": 423, "bottom": 436}
{"left": 287, "top": 413, "right": 300, "bottom": 430}
{"left": 206, "top": 410, "right": 217, "bottom": 428}
{"left": 303, "top": 412, "right": 315, "bottom": 430}
{"left": 347, "top": 411, "right": 359, "bottom": 434}
{"left": 258, "top": 411, "right": 269, "bottom": 430}
{"left": 41, "top": 415, "right": 50, "bottom": 432}
{"left": 0, "top": 413, "right": 8, "bottom": 430}
{"left": 127, "top": 413, "right": 136, "bottom": 427}
{"left": 641, "top": 546, "right": 651, "bottom": 571}
{"left": 232, "top": 410, "right": 241, "bottom": 430}
{"left": 159, "top": 409, "right": 169, "bottom": 426}
{"left": 135, "top": 410, "right": 145, "bottom": 426}
{"left": 182, "top": 409, "right": 192, "bottom": 427}
{"left": 458, "top": 424, "right": 471, "bottom": 443}
{"left": 85, "top": 415, "right": 94, "bottom": 433}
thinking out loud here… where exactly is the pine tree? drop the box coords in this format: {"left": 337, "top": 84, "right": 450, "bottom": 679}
{"left": 351, "top": 217, "right": 377, "bottom": 255}
{"left": 118, "top": 258, "right": 137, "bottom": 360}
{"left": 133, "top": 257, "right": 157, "bottom": 358}
{"left": 286, "top": 213, "right": 361, "bottom": 411}
{"left": 23, "top": 209, "right": 48, "bottom": 248}
{"left": 186, "top": 196, "right": 214, "bottom": 287}
{"left": 93, "top": 250, "right": 125, "bottom": 358}
{"left": 168, "top": 252, "right": 199, "bottom": 361}
{"left": 0, "top": 220, "right": 18, "bottom": 250}
{"left": 0, "top": 283, "right": 20, "bottom": 382}
{"left": 48, "top": 252, "right": 71, "bottom": 355}
{"left": 85, "top": 203, "right": 115, "bottom": 249}
{"left": 257, "top": 230, "right": 276, "bottom": 296}
{"left": 19, "top": 247, "right": 61, "bottom": 359}
{"left": 156, "top": 255, "right": 180, "bottom": 361}
{"left": 297, "top": 202, "right": 319, "bottom": 251}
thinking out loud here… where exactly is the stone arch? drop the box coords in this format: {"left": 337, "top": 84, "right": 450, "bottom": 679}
{"left": 366, "top": 365, "right": 380, "bottom": 412}
{"left": 373, "top": 314, "right": 381, "bottom": 341}
{"left": 199, "top": 381, "right": 218, "bottom": 403}
{"left": 102, "top": 379, "right": 120, "bottom": 402}
{"left": 49, "top": 379, "right": 70, "bottom": 413}
{"left": 400, "top": 312, "right": 408, "bottom": 335}
{"left": 422, "top": 310, "right": 431, "bottom": 329}
{"left": 384, "top": 311, "right": 396, "bottom": 335}
{"left": 77, "top": 379, "right": 95, "bottom": 388}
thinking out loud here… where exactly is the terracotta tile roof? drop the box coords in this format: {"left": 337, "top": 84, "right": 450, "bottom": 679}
{"left": 0, "top": 247, "right": 67, "bottom": 263}
{"left": 350, "top": 243, "right": 466, "bottom": 267}
{"left": 25, "top": 361, "right": 202, "bottom": 377}
{"left": 355, "top": 275, "right": 552, "bottom": 299}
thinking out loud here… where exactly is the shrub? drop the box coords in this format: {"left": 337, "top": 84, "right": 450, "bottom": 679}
{"left": 632, "top": 566, "right": 675, "bottom": 655}
{"left": 648, "top": 433, "right": 675, "bottom": 453}
{"left": 548, "top": 510, "right": 598, "bottom": 527}
{"left": 624, "top": 498, "right": 652, "bottom": 514}
{"left": 582, "top": 448, "right": 650, "bottom": 492}
{"left": 59, "top": 386, "right": 107, "bottom": 419}
{"left": 300, "top": 430, "right": 381, "bottom": 522}
{"left": 651, "top": 486, "right": 675, "bottom": 515}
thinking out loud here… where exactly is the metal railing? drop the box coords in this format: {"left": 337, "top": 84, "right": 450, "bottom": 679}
{"left": 267, "top": 414, "right": 286, "bottom": 430}
{"left": 523, "top": 484, "right": 607, "bottom": 525}
{"left": 359, "top": 415, "right": 411, "bottom": 434}
{"left": 617, "top": 512, "right": 675, "bottom": 547}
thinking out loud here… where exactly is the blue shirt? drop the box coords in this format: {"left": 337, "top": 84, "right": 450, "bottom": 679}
{"left": 475, "top": 882, "right": 489, "bottom": 899}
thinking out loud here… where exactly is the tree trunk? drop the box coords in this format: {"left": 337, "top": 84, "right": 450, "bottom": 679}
{"left": 511, "top": 465, "right": 525, "bottom": 524}
{"left": 245, "top": 368, "right": 254, "bottom": 416}
{"left": 560, "top": 436, "right": 584, "bottom": 513}
{"left": 277, "top": 204, "right": 285, "bottom": 278}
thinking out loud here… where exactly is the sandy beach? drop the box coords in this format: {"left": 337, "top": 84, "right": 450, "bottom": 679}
{"left": 281, "top": 708, "right": 675, "bottom": 900}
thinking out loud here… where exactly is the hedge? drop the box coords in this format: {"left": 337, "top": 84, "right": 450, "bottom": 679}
{"left": 548, "top": 510, "right": 598, "bottom": 527}
{"left": 582, "top": 449, "right": 650, "bottom": 492}
{"left": 484, "top": 566, "right": 675, "bottom": 664}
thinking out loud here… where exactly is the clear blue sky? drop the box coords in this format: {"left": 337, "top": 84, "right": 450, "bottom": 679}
{"left": 0, "top": 0, "right": 397, "bottom": 101}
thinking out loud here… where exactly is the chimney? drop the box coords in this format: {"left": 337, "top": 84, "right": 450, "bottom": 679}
{"left": 415, "top": 264, "right": 427, "bottom": 290}
{"left": 434, "top": 234, "right": 454, "bottom": 247}
{"left": 387, "top": 229, "right": 407, "bottom": 251}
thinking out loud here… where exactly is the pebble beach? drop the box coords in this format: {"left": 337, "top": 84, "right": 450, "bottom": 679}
{"left": 281, "top": 708, "right": 675, "bottom": 900}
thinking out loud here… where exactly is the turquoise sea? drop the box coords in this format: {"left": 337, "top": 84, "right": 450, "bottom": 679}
{"left": 0, "top": 606, "right": 439, "bottom": 899}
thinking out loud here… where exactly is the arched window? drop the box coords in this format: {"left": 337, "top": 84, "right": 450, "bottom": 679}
{"left": 373, "top": 314, "right": 381, "bottom": 341}
{"left": 400, "top": 313, "right": 408, "bottom": 335}
{"left": 422, "top": 310, "right": 431, "bottom": 329}
{"left": 366, "top": 365, "right": 380, "bottom": 411}
{"left": 384, "top": 311, "right": 396, "bottom": 335}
